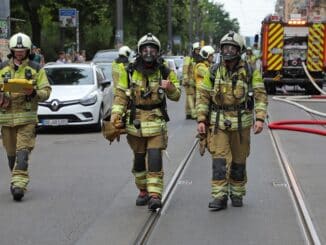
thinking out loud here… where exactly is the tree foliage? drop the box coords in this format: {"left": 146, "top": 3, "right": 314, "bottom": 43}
{"left": 10, "top": 0, "right": 239, "bottom": 60}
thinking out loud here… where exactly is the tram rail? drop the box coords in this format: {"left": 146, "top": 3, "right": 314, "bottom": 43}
{"left": 268, "top": 115, "right": 321, "bottom": 245}
{"left": 133, "top": 139, "right": 198, "bottom": 245}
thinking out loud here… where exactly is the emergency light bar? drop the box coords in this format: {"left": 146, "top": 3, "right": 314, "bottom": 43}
{"left": 288, "top": 20, "right": 306, "bottom": 25}
{"left": 270, "top": 15, "right": 280, "bottom": 21}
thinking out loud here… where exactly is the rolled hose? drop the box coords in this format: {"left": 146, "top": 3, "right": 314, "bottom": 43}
{"left": 268, "top": 63, "right": 326, "bottom": 136}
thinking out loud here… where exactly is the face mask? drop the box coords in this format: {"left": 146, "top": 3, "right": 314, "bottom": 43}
{"left": 141, "top": 45, "right": 158, "bottom": 63}
{"left": 221, "top": 45, "right": 239, "bottom": 56}
{"left": 221, "top": 44, "right": 240, "bottom": 60}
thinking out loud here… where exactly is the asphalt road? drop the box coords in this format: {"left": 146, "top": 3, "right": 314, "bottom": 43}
{"left": 0, "top": 91, "right": 325, "bottom": 245}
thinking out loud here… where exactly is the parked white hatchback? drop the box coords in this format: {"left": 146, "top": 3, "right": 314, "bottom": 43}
{"left": 38, "top": 62, "right": 113, "bottom": 131}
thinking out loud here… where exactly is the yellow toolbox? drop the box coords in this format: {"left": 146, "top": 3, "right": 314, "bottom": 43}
{"left": 0, "top": 79, "right": 35, "bottom": 93}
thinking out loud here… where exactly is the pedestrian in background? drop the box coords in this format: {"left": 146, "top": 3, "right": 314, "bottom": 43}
{"left": 56, "top": 51, "right": 67, "bottom": 63}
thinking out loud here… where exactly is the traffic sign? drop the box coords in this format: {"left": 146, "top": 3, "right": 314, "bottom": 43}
{"left": 59, "top": 8, "right": 77, "bottom": 28}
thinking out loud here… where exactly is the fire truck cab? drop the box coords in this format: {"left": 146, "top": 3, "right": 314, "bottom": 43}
{"left": 261, "top": 14, "right": 326, "bottom": 94}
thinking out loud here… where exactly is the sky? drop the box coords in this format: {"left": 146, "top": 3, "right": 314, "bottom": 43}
{"left": 214, "top": 0, "right": 277, "bottom": 37}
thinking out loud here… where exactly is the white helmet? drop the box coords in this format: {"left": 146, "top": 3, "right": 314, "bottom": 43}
{"left": 220, "top": 31, "right": 245, "bottom": 60}
{"left": 118, "top": 46, "right": 132, "bottom": 58}
{"left": 9, "top": 32, "right": 32, "bottom": 51}
{"left": 192, "top": 42, "right": 200, "bottom": 50}
{"left": 199, "top": 45, "right": 215, "bottom": 59}
{"left": 137, "top": 33, "right": 161, "bottom": 53}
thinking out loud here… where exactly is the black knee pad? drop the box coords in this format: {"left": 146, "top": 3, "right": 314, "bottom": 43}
{"left": 15, "top": 150, "right": 29, "bottom": 171}
{"left": 7, "top": 155, "right": 16, "bottom": 171}
{"left": 212, "top": 158, "right": 226, "bottom": 180}
{"left": 230, "top": 162, "right": 246, "bottom": 181}
{"left": 147, "top": 148, "right": 162, "bottom": 172}
{"left": 133, "top": 153, "right": 146, "bottom": 172}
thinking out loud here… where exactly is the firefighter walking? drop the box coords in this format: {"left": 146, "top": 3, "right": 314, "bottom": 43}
{"left": 182, "top": 42, "right": 201, "bottom": 119}
{"left": 110, "top": 33, "right": 181, "bottom": 210}
{"left": 196, "top": 31, "right": 267, "bottom": 211}
{"left": 0, "top": 33, "right": 51, "bottom": 201}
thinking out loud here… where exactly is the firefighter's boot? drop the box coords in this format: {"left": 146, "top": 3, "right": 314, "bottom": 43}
{"left": 148, "top": 195, "right": 162, "bottom": 211}
{"left": 230, "top": 195, "right": 243, "bottom": 207}
{"left": 10, "top": 186, "right": 24, "bottom": 202}
{"left": 208, "top": 196, "right": 227, "bottom": 210}
{"left": 136, "top": 190, "right": 149, "bottom": 206}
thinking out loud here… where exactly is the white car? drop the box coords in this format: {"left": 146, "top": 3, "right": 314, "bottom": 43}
{"left": 38, "top": 63, "right": 113, "bottom": 131}
{"left": 163, "top": 56, "right": 184, "bottom": 81}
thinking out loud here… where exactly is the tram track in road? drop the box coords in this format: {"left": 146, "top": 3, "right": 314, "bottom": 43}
{"left": 133, "top": 139, "right": 198, "bottom": 245}
{"left": 268, "top": 116, "right": 322, "bottom": 245}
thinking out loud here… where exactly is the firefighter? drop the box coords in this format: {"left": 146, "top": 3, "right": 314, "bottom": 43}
{"left": 110, "top": 33, "right": 181, "bottom": 210}
{"left": 252, "top": 43, "right": 261, "bottom": 60}
{"left": 112, "top": 46, "right": 132, "bottom": 90}
{"left": 0, "top": 33, "right": 51, "bottom": 201}
{"left": 243, "top": 47, "right": 256, "bottom": 66}
{"left": 194, "top": 45, "right": 215, "bottom": 96}
{"left": 194, "top": 45, "right": 215, "bottom": 156}
{"left": 197, "top": 31, "right": 267, "bottom": 211}
{"left": 182, "top": 42, "right": 201, "bottom": 119}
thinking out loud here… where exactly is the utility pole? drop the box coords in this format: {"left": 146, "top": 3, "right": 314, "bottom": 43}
{"left": 0, "top": 0, "right": 10, "bottom": 38}
{"left": 76, "top": 10, "right": 79, "bottom": 52}
{"left": 167, "top": 0, "right": 173, "bottom": 54}
{"left": 188, "top": 0, "right": 193, "bottom": 55}
{"left": 115, "top": 0, "right": 123, "bottom": 47}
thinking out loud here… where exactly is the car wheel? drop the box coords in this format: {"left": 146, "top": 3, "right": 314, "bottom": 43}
{"left": 92, "top": 106, "right": 104, "bottom": 132}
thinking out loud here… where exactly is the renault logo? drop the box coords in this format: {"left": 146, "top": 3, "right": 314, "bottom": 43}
{"left": 50, "top": 99, "right": 60, "bottom": 111}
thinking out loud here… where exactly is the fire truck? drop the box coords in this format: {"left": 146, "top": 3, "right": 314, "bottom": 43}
{"left": 261, "top": 14, "right": 326, "bottom": 94}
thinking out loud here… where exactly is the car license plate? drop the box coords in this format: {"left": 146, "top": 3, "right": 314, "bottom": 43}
{"left": 42, "top": 119, "right": 68, "bottom": 126}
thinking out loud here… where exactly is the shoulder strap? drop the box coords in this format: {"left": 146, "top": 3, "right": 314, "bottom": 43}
{"left": 126, "top": 63, "right": 135, "bottom": 88}
{"left": 28, "top": 60, "right": 41, "bottom": 72}
{"left": 209, "top": 63, "right": 220, "bottom": 86}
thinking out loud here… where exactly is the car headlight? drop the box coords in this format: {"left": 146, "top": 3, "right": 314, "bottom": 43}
{"left": 80, "top": 94, "right": 97, "bottom": 106}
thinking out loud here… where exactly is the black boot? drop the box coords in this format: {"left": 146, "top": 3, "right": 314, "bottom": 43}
{"left": 208, "top": 196, "right": 227, "bottom": 210}
{"left": 7, "top": 155, "right": 16, "bottom": 172}
{"left": 148, "top": 196, "right": 162, "bottom": 210}
{"left": 136, "top": 190, "right": 149, "bottom": 206}
{"left": 10, "top": 186, "right": 24, "bottom": 202}
{"left": 230, "top": 195, "right": 243, "bottom": 207}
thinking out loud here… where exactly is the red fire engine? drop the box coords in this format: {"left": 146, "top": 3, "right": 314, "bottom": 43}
{"left": 261, "top": 14, "right": 326, "bottom": 94}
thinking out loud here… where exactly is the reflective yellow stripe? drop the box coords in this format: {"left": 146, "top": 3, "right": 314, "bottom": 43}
{"left": 267, "top": 23, "right": 283, "bottom": 71}
{"left": 308, "top": 24, "right": 324, "bottom": 71}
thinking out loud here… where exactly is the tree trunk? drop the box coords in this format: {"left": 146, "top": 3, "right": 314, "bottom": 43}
{"left": 21, "top": 0, "right": 41, "bottom": 47}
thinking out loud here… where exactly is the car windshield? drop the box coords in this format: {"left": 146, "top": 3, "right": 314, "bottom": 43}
{"left": 93, "top": 51, "right": 119, "bottom": 62}
{"left": 45, "top": 67, "right": 94, "bottom": 85}
{"left": 97, "top": 63, "right": 113, "bottom": 81}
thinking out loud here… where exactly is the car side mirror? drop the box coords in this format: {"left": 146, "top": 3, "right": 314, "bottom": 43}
{"left": 101, "top": 79, "right": 111, "bottom": 86}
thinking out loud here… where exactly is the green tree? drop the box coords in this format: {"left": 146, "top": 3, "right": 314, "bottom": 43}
{"left": 10, "top": 0, "right": 241, "bottom": 60}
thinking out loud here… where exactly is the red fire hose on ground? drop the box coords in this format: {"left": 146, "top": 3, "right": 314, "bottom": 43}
{"left": 268, "top": 63, "right": 326, "bottom": 136}
{"left": 268, "top": 119, "right": 326, "bottom": 136}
